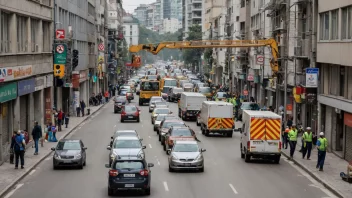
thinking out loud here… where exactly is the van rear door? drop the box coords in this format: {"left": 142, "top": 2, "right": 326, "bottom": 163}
{"left": 249, "top": 118, "right": 266, "bottom": 152}
{"left": 263, "top": 119, "right": 281, "bottom": 153}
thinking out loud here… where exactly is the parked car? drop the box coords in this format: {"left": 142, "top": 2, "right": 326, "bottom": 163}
{"left": 121, "top": 105, "right": 140, "bottom": 122}
{"left": 52, "top": 139, "right": 87, "bottom": 169}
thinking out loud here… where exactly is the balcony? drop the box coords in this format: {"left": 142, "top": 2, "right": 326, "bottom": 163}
{"left": 192, "top": 6, "right": 202, "bottom": 10}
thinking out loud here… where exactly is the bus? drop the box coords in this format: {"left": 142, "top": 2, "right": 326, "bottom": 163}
{"left": 139, "top": 80, "right": 161, "bottom": 105}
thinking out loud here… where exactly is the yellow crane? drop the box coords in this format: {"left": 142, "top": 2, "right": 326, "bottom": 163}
{"left": 129, "top": 39, "right": 279, "bottom": 74}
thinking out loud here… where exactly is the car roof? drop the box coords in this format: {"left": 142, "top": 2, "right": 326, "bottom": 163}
{"left": 115, "top": 136, "right": 140, "bottom": 140}
{"left": 115, "top": 130, "right": 137, "bottom": 133}
{"left": 151, "top": 96, "right": 162, "bottom": 99}
{"left": 171, "top": 126, "right": 189, "bottom": 130}
{"left": 175, "top": 140, "right": 198, "bottom": 145}
{"left": 164, "top": 119, "right": 183, "bottom": 123}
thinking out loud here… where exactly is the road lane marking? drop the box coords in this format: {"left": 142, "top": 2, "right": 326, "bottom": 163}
{"left": 29, "top": 169, "right": 36, "bottom": 175}
{"left": 4, "top": 183, "right": 24, "bottom": 198}
{"left": 163, "top": 181, "right": 169, "bottom": 192}
{"left": 149, "top": 144, "right": 152, "bottom": 148}
{"left": 229, "top": 184, "right": 238, "bottom": 194}
{"left": 114, "top": 125, "right": 116, "bottom": 127}
{"left": 148, "top": 136, "right": 151, "bottom": 138}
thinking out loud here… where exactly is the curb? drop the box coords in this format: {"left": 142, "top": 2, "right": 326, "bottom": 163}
{"left": 281, "top": 151, "right": 345, "bottom": 198}
{"left": 0, "top": 103, "right": 108, "bottom": 198}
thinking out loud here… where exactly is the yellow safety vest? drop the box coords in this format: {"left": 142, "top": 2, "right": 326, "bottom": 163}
{"left": 288, "top": 129, "right": 298, "bottom": 141}
{"left": 303, "top": 132, "right": 313, "bottom": 142}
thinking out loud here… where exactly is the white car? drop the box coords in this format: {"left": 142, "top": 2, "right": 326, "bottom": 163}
{"left": 151, "top": 108, "right": 171, "bottom": 124}
{"left": 149, "top": 96, "right": 163, "bottom": 112}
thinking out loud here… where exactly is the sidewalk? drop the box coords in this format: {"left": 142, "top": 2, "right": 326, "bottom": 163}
{"left": 281, "top": 137, "right": 352, "bottom": 198}
{"left": 0, "top": 102, "right": 108, "bottom": 197}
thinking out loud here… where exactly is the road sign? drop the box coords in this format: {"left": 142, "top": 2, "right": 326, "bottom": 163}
{"left": 56, "top": 29, "right": 65, "bottom": 39}
{"left": 53, "top": 64, "right": 65, "bottom": 78}
{"left": 54, "top": 44, "right": 67, "bottom": 64}
{"left": 98, "top": 43, "right": 104, "bottom": 51}
{"left": 306, "top": 68, "right": 319, "bottom": 88}
{"left": 256, "top": 55, "right": 264, "bottom": 65}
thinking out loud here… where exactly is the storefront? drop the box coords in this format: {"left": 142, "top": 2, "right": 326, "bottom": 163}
{"left": 344, "top": 112, "right": 352, "bottom": 161}
{"left": 45, "top": 75, "right": 53, "bottom": 125}
{"left": 0, "top": 82, "right": 17, "bottom": 164}
{"left": 79, "top": 70, "right": 88, "bottom": 103}
{"left": 18, "top": 78, "right": 35, "bottom": 131}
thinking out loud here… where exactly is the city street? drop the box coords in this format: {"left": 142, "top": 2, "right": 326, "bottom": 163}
{"left": 5, "top": 97, "right": 336, "bottom": 198}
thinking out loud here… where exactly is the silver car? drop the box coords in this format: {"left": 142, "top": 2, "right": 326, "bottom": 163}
{"left": 52, "top": 139, "right": 87, "bottom": 169}
{"left": 149, "top": 96, "right": 163, "bottom": 112}
{"left": 154, "top": 114, "right": 168, "bottom": 132}
{"left": 154, "top": 101, "right": 168, "bottom": 109}
{"left": 107, "top": 136, "right": 146, "bottom": 165}
{"left": 167, "top": 141, "right": 206, "bottom": 172}
{"left": 109, "top": 130, "right": 143, "bottom": 147}
{"left": 151, "top": 108, "right": 171, "bottom": 124}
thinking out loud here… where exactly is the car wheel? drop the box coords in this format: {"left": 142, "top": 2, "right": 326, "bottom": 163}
{"left": 114, "top": 111, "right": 117, "bottom": 114}
{"left": 121, "top": 119, "right": 124, "bottom": 123}
{"left": 244, "top": 151, "right": 251, "bottom": 163}
{"left": 53, "top": 165, "right": 58, "bottom": 170}
{"left": 227, "top": 132, "right": 233, "bottom": 138}
{"left": 137, "top": 118, "right": 140, "bottom": 122}
{"left": 240, "top": 145, "right": 245, "bottom": 159}
{"left": 153, "top": 127, "right": 156, "bottom": 131}
{"left": 83, "top": 159, "right": 86, "bottom": 166}
{"left": 163, "top": 143, "right": 166, "bottom": 151}
{"left": 199, "top": 165, "right": 204, "bottom": 172}
{"left": 108, "top": 187, "right": 114, "bottom": 196}
{"left": 205, "top": 130, "right": 210, "bottom": 137}
{"left": 79, "top": 163, "right": 84, "bottom": 169}
{"left": 168, "top": 165, "right": 174, "bottom": 172}
{"left": 274, "top": 156, "right": 280, "bottom": 164}
{"left": 145, "top": 187, "right": 151, "bottom": 195}
{"left": 158, "top": 135, "right": 161, "bottom": 142}
{"left": 196, "top": 119, "right": 200, "bottom": 126}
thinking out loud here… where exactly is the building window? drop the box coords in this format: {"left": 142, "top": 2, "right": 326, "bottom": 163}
{"left": 17, "top": 15, "right": 28, "bottom": 52}
{"left": 331, "top": 9, "right": 338, "bottom": 40}
{"left": 0, "top": 11, "right": 10, "bottom": 53}
{"left": 320, "top": 12, "right": 329, "bottom": 40}
{"left": 42, "top": 0, "right": 51, "bottom": 7}
{"left": 340, "top": 66, "right": 345, "bottom": 97}
{"left": 42, "top": 21, "right": 51, "bottom": 52}
{"left": 88, "top": 2, "right": 95, "bottom": 16}
{"left": 341, "top": 6, "right": 352, "bottom": 40}
{"left": 130, "top": 31, "right": 132, "bottom": 35}
{"left": 240, "top": 0, "right": 245, "bottom": 8}
{"left": 31, "top": 18, "right": 39, "bottom": 52}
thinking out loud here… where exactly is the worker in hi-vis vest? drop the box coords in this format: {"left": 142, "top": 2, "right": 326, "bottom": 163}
{"left": 288, "top": 124, "right": 298, "bottom": 159}
{"left": 316, "top": 132, "right": 328, "bottom": 171}
{"left": 302, "top": 127, "right": 313, "bottom": 160}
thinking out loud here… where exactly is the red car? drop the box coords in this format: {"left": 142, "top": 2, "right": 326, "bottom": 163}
{"left": 121, "top": 105, "right": 140, "bottom": 122}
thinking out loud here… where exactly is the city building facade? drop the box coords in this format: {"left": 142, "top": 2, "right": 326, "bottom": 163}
{"left": 123, "top": 15, "right": 139, "bottom": 47}
{"left": 134, "top": 4, "right": 148, "bottom": 27}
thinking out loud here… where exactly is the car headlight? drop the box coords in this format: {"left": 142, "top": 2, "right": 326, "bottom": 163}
{"left": 110, "top": 153, "right": 116, "bottom": 160}
{"left": 76, "top": 154, "right": 82, "bottom": 159}
{"left": 194, "top": 154, "right": 203, "bottom": 161}
{"left": 171, "top": 155, "right": 178, "bottom": 160}
{"left": 54, "top": 154, "right": 61, "bottom": 159}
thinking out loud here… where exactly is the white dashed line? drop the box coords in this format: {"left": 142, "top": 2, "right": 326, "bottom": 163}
{"left": 4, "top": 183, "right": 24, "bottom": 198}
{"left": 29, "top": 169, "right": 36, "bottom": 175}
{"left": 157, "top": 160, "right": 161, "bottom": 165}
{"left": 114, "top": 125, "right": 116, "bottom": 127}
{"left": 163, "top": 181, "right": 169, "bottom": 192}
{"left": 148, "top": 136, "right": 151, "bottom": 138}
{"left": 149, "top": 144, "right": 152, "bottom": 148}
{"left": 229, "top": 183, "right": 238, "bottom": 194}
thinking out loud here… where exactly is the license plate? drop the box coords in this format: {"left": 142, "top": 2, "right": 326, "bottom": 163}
{"left": 184, "top": 163, "right": 191, "bottom": 167}
{"left": 128, "top": 116, "right": 133, "bottom": 118}
{"left": 125, "top": 184, "right": 134, "bottom": 187}
{"left": 189, "top": 114, "right": 193, "bottom": 116}
{"left": 63, "top": 160, "right": 72, "bottom": 163}
{"left": 253, "top": 141, "right": 262, "bottom": 144}
{"left": 124, "top": 174, "right": 135, "bottom": 177}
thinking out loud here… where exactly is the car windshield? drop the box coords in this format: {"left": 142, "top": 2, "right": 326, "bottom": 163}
{"left": 141, "top": 81, "right": 159, "bottom": 91}
{"left": 147, "top": 75, "right": 157, "bottom": 80}
{"left": 114, "top": 140, "right": 141, "bottom": 148}
{"left": 162, "top": 87, "right": 171, "bottom": 93}
{"left": 164, "top": 80, "right": 177, "bottom": 87}
{"left": 148, "top": 70, "right": 156, "bottom": 75}
{"left": 56, "top": 141, "right": 81, "bottom": 150}
{"left": 151, "top": 98, "right": 162, "bottom": 103}
{"left": 155, "top": 101, "right": 167, "bottom": 106}
{"left": 124, "top": 106, "right": 137, "bottom": 113}
{"left": 120, "top": 90, "right": 127, "bottom": 95}
{"left": 155, "top": 109, "right": 169, "bottom": 114}
{"left": 217, "top": 92, "right": 227, "bottom": 98}
{"left": 199, "top": 87, "right": 211, "bottom": 93}
{"left": 173, "top": 144, "right": 199, "bottom": 152}
{"left": 156, "top": 115, "right": 166, "bottom": 121}
{"left": 116, "top": 132, "right": 137, "bottom": 137}
{"left": 163, "top": 122, "right": 184, "bottom": 128}
{"left": 115, "top": 97, "right": 126, "bottom": 102}
{"left": 241, "top": 103, "right": 260, "bottom": 110}
{"left": 114, "top": 161, "right": 144, "bottom": 170}
{"left": 172, "top": 129, "right": 192, "bottom": 136}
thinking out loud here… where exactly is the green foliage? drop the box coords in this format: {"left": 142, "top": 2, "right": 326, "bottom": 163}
{"left": 182, "top": 24, "right": 203, "bottom": 69}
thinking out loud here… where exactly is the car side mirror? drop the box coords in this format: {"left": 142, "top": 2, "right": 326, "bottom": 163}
{"left": 201, "top": 148, "right": 206, "bottom": 152}
{"left": 105, "top": 164, "right": 110, "bottom": 168}
{"left": 169, "top": 112, "right": 173, "bottom": 114}
{"left": 166, "top": 149, "right": 171, "bottom": 155}
{"left": 83, "top": 147, "right": 87, "bottom": 150}
{"left": 148, "top": 163, "right": 154, "bottom": 167}
{"left": 107, "top": 146, "right": 111, "bottom": 150}
{"left": 239, "top": 128, "right": 242, "bottom": 133}
{"left": 140, "top": 138, "right": 143, "bottom": 141}
{"left": 51, "top": 147, "right": 55, "bottom": 151}
{"left": 111, "top": 136, "right": 113, "bottom": 139}
{"left": 142, "top": 146, "right": 147, "bottom": 149}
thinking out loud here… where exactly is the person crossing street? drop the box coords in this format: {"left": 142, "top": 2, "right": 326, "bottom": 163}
{"left": 288, "top": 124, "right": 298, "bottom": 159}
{"left": 302, "top": 127, "right": 313, "bottom": 160}
{"left": 316, "top": 132, "right": 328, "bottom": 171}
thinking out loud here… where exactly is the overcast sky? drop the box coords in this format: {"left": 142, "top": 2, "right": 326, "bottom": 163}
{"left": 123, "top": 0, "right": 156, "bottom": 14}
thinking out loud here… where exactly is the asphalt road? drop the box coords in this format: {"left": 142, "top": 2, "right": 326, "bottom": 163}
{"left": 6, "top": 96, "right": 336, "bottom": 198}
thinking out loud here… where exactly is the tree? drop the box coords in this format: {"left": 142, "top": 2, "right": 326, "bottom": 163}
{"left": 182, "top": 25, "right": 202, "bottom": 71}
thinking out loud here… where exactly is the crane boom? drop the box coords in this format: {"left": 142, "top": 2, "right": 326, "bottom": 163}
{"left": 129, "top": 38, "right": 279, "bottom": 74}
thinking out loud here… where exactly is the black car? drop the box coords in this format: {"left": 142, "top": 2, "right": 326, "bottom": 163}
{"left": 114, "top": 96, "right": 127, "bottom": 113}
{"left": 105, "top": 156, "right": 154, "bottom": 196}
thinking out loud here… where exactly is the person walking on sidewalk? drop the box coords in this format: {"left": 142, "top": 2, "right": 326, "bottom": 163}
{"left": 288, "top": 124, "right": 298, "bottom": 159}
{"left": 10, "top": 130, "right": 26, "bottom": 169}
{"left": 51, "top": 123, "right": 58, "bottom": 142}
{"left": 316, "top": 132, "right": 328, "bottom": 171}
{"left": 80, "top": 100, "right": 86, "bottom": 116}
{"left": 104, "top": 90, "right": 109, "bottom": 103}
{"left": 57, "top": 109, "right": 63, "bottom": 131}
{"left": 64, "top": 113, "right": 70, "bottom": 128}
{"left": 9, "top": 131, "right": 17, "bottom": 164}
{"left": 302, "top": 127, "right": 313, "bottom": 160}
{"left": 282, "top": 127, "right": 290, "bottom": 149}
{"left": 31, "top": 121, "right": 42, "bottom": 155}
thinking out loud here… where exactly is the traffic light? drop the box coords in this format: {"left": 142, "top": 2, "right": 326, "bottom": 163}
{"left": 54, "top": 64, "right": 65, "bottom": 79}
{"left": 72, "top": 49, "right": 79, "bottom": 70}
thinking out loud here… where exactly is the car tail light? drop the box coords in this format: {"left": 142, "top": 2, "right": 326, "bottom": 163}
{"left": 140, "top": 169, "right": 149, "bottom": 176}
{"left": 134, "top": 111, "right": 139, "bottom": 116}
{"left": 279, "top": 141, "right": 282, "bottom": 150}
{"left": 109, "top": 170, "right": 119, "bottom": 176}
{"left": 168, "top": 139, "right": 173, "bottom": 145}
{"left": 247, "top": 141, "right": 250, "bottom": 151}
{"left": 121, "top": 111, "right": 126, "bottom": 116}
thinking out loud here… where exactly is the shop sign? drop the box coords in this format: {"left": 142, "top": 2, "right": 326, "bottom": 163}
{"left": 18, "top": 78, "right": 35, "bottom": 96}
{"left": 0, "top": 65, "right": 33, "bottom": 82}
{"left": 286, "top": 104, "right": 293, "bottom": 114}
{"left": 72, "top": 73, "right": 80, "bottom": 88}
{"left": 46, "top": 74, "right": 53, "bottom": 87}
{"left": 344, "top": 112, "right": 352, "bottom": 128}
{"left": 243, "top": 90, "right": 248, "bottom": 96}
{"left": 45, "top": 88, "right": 52, "bottom": 124}
{"left": 79, "top": 70, "right": 88, "bottom": 83}
{"left": 306, "top": 68, "right": 318, "bottom": 88}
{"left": 35, "top": 76, "right": 46, "bottom": 91}
{"left": 0, "top": 82, "right": 17, "bottom": 103}
{"left": 247, "top": 75, "right": 254, "bottom": 81}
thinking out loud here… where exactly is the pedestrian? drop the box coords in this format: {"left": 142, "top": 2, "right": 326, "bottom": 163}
{"left": 282, "top": 127, "right": 290, "bottom": 149}
{"left": 57, "top": 109, "right": 63, "bottom": 131}
{"left": 51, "top": 123, "right": 58, "bottom": 142}
{"left": 80, "top": 100, "right": 86, "bottom": 116}
{"left": 104, "top": 90, "right": 109, "bottom": 103}
{"left": 10, "top": 130, "right": 26, "bottom": 169}
{"left": 316, "top": 132, "right": 328, "bottom": 171}
{"left": 302, "top": 127, "right": 313, "bottom": 160}
{"left": 288, "top": 124, "right": 298, "bottom": 159}
{"left": 64, "top": 113, "right": 70, "bottom": 128}
{"left": 9, "top": 131, "right": 17, "bottom": 164}
{"left": 31, "top": 121, "right": 42, "bottom": 155}
{"left": 287, "top": 117, "right": 293, "bottom": 128}
{"left": 76, "top": 106, "right": 81, "bottom": 117}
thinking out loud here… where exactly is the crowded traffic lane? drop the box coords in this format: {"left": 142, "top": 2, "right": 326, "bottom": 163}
{"left": 6, "top": 97, "right": 335, "bottom": 198}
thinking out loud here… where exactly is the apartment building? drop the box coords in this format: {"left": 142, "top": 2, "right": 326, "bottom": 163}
{"left": 317, "top": 0, "right": 352, "bottom": 161}
{"left": 134, "top": 4, "right": 148, "bottom": 26}
{"left": 0, "top": 0, "right": 54, "bottom": 164}
{"left": 184, "top": 0, "right": 202, "bottom": 35}
{"left": 160, "top": 18, "right": 181, "bottom": 33}
{"left": 123, "top": 15, "right": 139, "bottom": 46}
